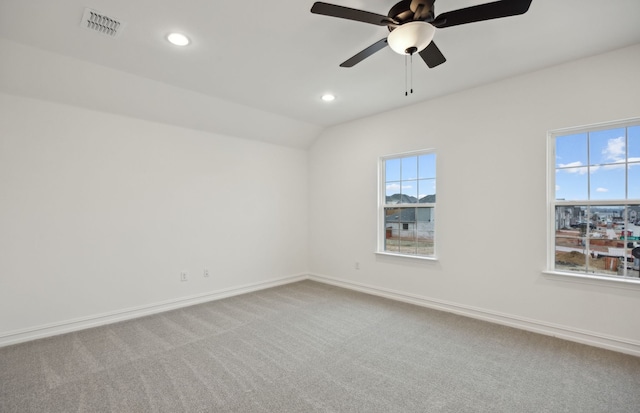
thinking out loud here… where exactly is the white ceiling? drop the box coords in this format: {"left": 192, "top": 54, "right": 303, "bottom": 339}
{"left": 1, "top": 0, "right": 639, "bottom": 146}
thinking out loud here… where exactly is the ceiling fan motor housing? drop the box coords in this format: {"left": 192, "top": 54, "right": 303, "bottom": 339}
{"left": 387, "top": 0, "right": 435, "bottom": 28}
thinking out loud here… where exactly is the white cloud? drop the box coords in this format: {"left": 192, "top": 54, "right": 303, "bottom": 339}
{"left": 558, "top": 161, "right": 588, "bottom": 174}
{"left": 386, "top": 183, "right": 400, "bottom": 192}
{"left": 602, "top": 161, "right": 625, "bottom": 171}
{"left": 556, "top": 185, "right": 560, "bottom": 191}
{"left": 558, "top": 138, "right": 635, "bottom": 177}
{"left": 600, "top": 156, "right": 640, "bottom": 170}
{"left": 600, "top": 157, "right": 640, "bottom": 171}
{"left": 558, "top": 161, "right": 582, "bottom": 168}
{"left": 596, "top": 187, "right": 609, "bottom": 192}
{"left": 603, "top": 136, "right": 625, "bottom": 162}
{"left": 386, "top": 183, "right": 413, "bottom": 192}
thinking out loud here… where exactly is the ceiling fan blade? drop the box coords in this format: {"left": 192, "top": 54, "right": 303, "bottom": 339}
{"left": 432, "top": 0, "right": 532, "bottom": 28}
{"left": 419, "top": 41, "right": 446, "bottom": 68}
{"left": 311, "top": 2, "right": 393, "bottom": 26}
{"left": 340, "top": 38, "right": 389, "bottom": 67}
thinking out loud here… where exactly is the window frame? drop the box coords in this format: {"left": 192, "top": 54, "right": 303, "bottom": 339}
{"left": 378, "top": 149, "right": 437, "bottom": 260}
{"left": 547, "top": 117, "right": 640, "bottom": 284}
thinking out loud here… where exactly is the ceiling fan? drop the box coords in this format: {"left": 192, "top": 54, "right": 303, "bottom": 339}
{"left": 310, "top": 0, "right": 533, "bottom": 69}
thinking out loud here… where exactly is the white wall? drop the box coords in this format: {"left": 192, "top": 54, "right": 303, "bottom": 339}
{"left": 0, "top": 93, "right": 308, "bottom": 342}
{"left": 308, "top": 43, "right": 640, "bottom": 354}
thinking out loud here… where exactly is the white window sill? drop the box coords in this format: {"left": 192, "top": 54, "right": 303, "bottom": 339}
{"left": 543, "top": 270, "right": 640, "bottom": 290}
{"left": 375, "top": 251, "right": 438, "bottom": 261}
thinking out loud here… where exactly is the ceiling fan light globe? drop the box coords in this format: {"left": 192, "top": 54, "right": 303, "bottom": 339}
{"left": 167, "top": 32, "right": 190, "bottom": 46}
{"left": 387, "top": 21, "right": 435, "bottom": 55}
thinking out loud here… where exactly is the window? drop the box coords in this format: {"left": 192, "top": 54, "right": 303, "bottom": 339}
{"left": 379, "top": 150, "right": 436, "bottom": 258}
{"left": 549, "top": 118, "right": 640, "bottom": 280}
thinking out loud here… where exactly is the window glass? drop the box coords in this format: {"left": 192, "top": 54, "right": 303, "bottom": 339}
{"left": 385, "top": 158, "right": 401, "bottom": 183}
{"left": 590, "top": 167, "right": 625, "bottom": 200}
{"left": 555, "top": 167, "right": 588, "bottom": 201}
{"left": 381, "top": 151, "right": 436, "bottom": 258}
{"left": 401, "top": 157, "right": 417, "bottom": 181}
{"left": 386, "top": 181, "right": 401, "bottom": 203}
{"left": 550, "top": 119, "right": 640, "bottom": 281}
{"left": 628, "top": 126, "right": 640, "bottom": 160}
{"left": 402, "top": 181, "right": 418, "bottom": 202}
{"left": 416, "top": 207, "right": 435, "bottom": 256}
{"left": 629, "top": 164, "right": 640, "bottom": 199}
{"left": 418, "top": 179, "right": 435, "bottom": 202}
{"left": 589, "top": 128, "right": 626, "bottom": 166}
{"left": 385, "top": 208, "right": 400, "bottom": 252}
{"left": 556, "top": 133, "right": 587, "bottom": 169}
{"left": 418, "top": 153, "right": 436, "bottom": 179}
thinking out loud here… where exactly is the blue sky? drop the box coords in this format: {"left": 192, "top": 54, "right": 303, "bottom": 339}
{"left": 385, "top": 154, "right": 436, "bottom": 200}
{"left": 555, "top": 126, "right": 640, "bottom": 200}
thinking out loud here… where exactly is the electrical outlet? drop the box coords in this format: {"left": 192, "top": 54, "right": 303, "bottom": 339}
{"left": 180, "top": 271, "right": 188, "bottom": 282}
{"left": 203, "top": 269, "right": 209, "bottom": 277}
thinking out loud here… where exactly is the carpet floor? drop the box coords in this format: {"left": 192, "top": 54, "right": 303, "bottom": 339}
{"left": 1, "top": 280, "right": 639, "bottom": 412}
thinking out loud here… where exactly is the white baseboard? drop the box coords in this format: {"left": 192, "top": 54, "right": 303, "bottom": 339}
{"left": 5, "top": 272, "right": 639, "bottom": 357}
{"left": 0, "top": 273, "right": 307, "bottom": 348}
{"left": 308, "top": 273, "right": 640, "bottom": 357}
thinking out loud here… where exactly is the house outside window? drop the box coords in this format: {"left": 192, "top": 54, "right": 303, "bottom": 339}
{"left": 548, "top": 118, "right": 640, "bottom": 280}
{"left": 379, "top": 150, "right": 436, "bottom": 258}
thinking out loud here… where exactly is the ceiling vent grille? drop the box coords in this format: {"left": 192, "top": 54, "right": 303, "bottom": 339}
{"left": 80, "top": 8, "right": 125, "bottom": 38}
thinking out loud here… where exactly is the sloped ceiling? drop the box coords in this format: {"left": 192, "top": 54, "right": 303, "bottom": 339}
{"left": 1, "top": 0, "right": 639, "bottom": 147}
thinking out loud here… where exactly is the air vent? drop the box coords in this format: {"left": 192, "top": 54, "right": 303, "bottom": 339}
{"left": 80, "top": 8, "right": 125, "bottom": 38}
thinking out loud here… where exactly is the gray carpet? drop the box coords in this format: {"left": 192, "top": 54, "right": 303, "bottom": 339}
{"left": 1, "top": 280, "right": 639, "bottom": 412}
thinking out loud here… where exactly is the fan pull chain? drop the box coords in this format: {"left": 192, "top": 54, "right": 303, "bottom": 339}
{"left": 410, "top": 53, "right": 414, "bottom": 95}
{"left": 405, "top": 54, "right": 408, "bottom": 96}
{"left": 404, "top": 53, "right": 414, "bottom": 97}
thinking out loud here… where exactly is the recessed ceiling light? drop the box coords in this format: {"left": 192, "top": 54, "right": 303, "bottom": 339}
{"left": 321, "top": 94, "right": 335, "bottom": 102}
{"left": 167, "top": 32, "right": 190, "bottom": 46}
